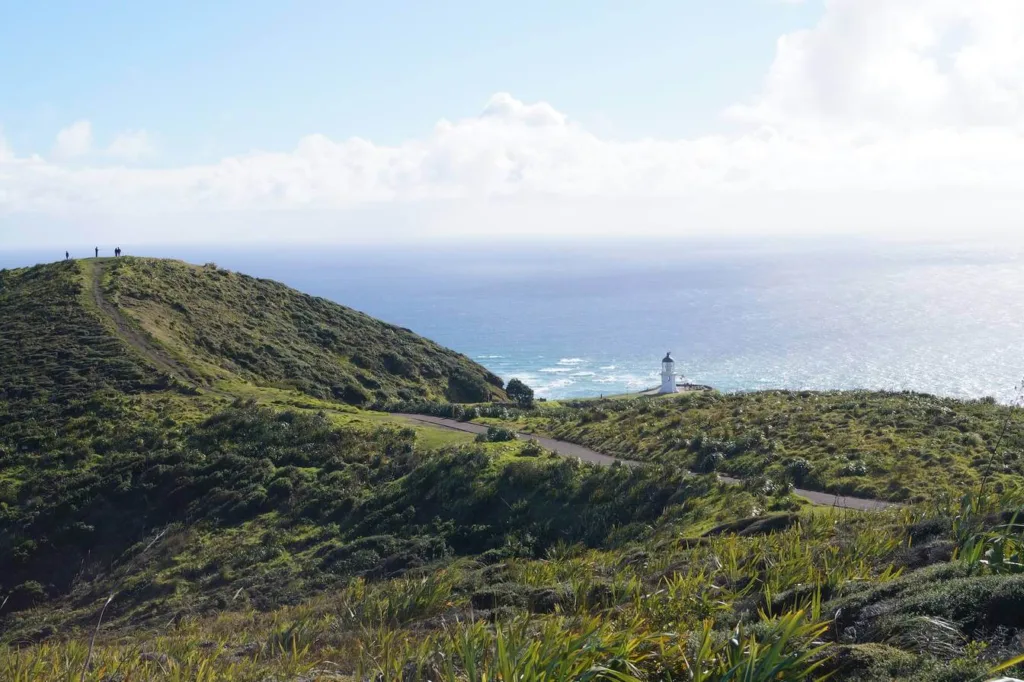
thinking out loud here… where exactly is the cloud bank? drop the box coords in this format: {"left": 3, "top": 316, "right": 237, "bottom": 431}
{"left": 4, "top": 0, "right": 1024, "bottom": 244}
{"left": 52, "top": 121, "right": 93, "bottom": 160}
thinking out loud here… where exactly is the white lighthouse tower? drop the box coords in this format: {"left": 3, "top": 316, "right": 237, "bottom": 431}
{"left": 659, "top": 352, "right": 678, "bottom": 394}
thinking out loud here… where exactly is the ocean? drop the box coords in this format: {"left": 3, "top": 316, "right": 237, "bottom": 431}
{"left": 5, "top": 236, "right": 1024, "bottom": 402}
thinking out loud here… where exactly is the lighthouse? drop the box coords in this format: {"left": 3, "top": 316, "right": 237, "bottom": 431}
{"left": 659, "top": 352, "right": 677, "bottom": 394}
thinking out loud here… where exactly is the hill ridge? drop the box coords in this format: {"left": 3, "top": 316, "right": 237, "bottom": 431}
{"left": 84, "top": 259, "right": 225, "bottom": 396}
{"left": 72, "top": 256, "right": 505, "bottom": 406}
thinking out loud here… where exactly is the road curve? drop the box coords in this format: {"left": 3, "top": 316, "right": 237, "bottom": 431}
{"left": 399, "top": 413, "right": 634, "bottom": 467}
{"left": 397, "top": 414, "right": 895, "bottom": 512}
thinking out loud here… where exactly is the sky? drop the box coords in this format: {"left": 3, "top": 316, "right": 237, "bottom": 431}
{"left": 3, "top": 0, "right": 1024, "bottom": 247}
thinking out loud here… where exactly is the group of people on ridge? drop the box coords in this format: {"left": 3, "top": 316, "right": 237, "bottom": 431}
{"left": 64, "top": 247, "right": 124, "bottom": 260}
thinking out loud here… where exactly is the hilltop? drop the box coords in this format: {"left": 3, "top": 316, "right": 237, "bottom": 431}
{"left": 0, "top": 257, "right": 503, "bottom": 416}
{"left": 92, "top": 258, "right": 505, "bottom": 403}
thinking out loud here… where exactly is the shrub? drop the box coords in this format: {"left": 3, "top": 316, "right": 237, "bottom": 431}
{"left": 445, "top": 370, "right": 493, "bottom": 403}
{"left": 7, "top": 580, "right": 46, "bottom": 611}
{"left": 506, "top": 378, "right": 535, "bottom": 408}
{"left": 476, "top": 426, "right": 517, "bottom": 443}
{"left": 699, "top": 451, "right": 725, "bottom": 473}
{"left": 519, "top": 440, "right": 545, "bottom": 457}
{"left": 840, "top": 461, "right": 868, "bottom": 477}
{"left": 785, "top": 457, "right": 813, "bottom": 485}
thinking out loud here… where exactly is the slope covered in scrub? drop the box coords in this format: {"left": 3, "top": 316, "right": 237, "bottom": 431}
{"left": 4, "top": 257, "right": 1024, "bottom": 681}
{"left": 5, "top": 402, "right": 1024, "bottom": 682}
{"left": 98, "top": 257, "right": 505, "bottom": 404}
{"left": 478, "top": 390, "right": 1024, "bottom": 502}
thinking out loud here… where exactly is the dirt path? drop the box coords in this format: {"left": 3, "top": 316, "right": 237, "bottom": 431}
{"left": 86, "top": 260, "right": 227, "bottom": 397}
{"left": 398, "top": 414, "right": 895, "bottom": 511}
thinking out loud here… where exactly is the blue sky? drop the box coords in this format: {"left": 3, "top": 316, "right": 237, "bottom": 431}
{"left": 0, "top": 0, "right": 818, "bottom": 163}
{"left": 4, "top": 0, "right": 1024, "bottom": 247}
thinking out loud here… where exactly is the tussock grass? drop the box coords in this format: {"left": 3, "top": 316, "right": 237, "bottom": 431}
{"left": 483, "top": 390, "right": 1024, "bottom": 502}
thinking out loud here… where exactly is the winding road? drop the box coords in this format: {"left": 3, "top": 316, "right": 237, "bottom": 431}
{"left": 398, "top": 414, "right": 895, "bottom": 511}
{"left": 83, "top": 259, "right": 894, "bottom": 513}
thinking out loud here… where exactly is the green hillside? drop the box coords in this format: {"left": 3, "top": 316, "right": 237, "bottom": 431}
{"left": 0, "top": 260, "right": 163, "bottom": 411}
{"left": 0, "top": 257, "right": 506, "bottom": 495}
{"left": 96, "top": 257, "right": 505, "bottom": 404}
{"left": 476, "top": 390, "right": 1024, "bottom": 502}
{"left": 2, "top": 258, "right": 1024, "bottom": 681}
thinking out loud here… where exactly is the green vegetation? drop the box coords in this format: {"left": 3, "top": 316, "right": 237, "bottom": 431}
{"left": 476, "top": 390, "right": 1024, "bottom": 502}
{"left": 476, "top": 425, "right": 517, "bottom": 443}
{"left": 101, "top": 257, "right": 505, "bottom": 404}
{"left": 6, "top": 479, "right": 1024, "bottom": 681}
{"left": 3, "top": 257, "right": 1024, "bottom": 681}
{"left": 506, "top": 378, "right": 535, "bottom": 408}
{"left": 0, "top": 261, "right": 182, "bottom": 457}
{"left": 3, "top": 402, "right": 764, "bottom": 629}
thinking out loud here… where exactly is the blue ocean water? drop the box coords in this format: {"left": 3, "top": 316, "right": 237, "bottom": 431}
{"left": 5, "top": 237, "right": 1024, "bottom": 401}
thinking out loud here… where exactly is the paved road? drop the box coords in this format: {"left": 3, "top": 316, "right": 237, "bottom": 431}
{"left": 400, "top": 414, "right": 634, "bottom": 467}
{"left": 397, "top": 414, "right": 895, "bottom": 511}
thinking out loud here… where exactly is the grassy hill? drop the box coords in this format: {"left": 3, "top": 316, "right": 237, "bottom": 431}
{"left": 0, "top": 260, "right": 165, "bottom": 413}
{"left": 0, "top": 256, "right": 511, "bottom": 626}
{"left": 3, "top": 257, "right": 1024, "bottom": 681}
{"left": 475, "top": 390, "right": 1024, "bottom": 503}
{"left": 95, "top": 257, "right": 505, "bottom": 404}
{"left": 0, "top": 257, "right": 506, "bottom": 517}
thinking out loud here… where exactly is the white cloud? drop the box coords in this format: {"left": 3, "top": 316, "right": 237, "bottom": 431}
{"left": 5, "top": 1, "right": 1024, "bottom": 244}
{"left": 52, "top": 120, "right": 93, "bottom": 159}
{"left": 0, "top": 129, "right": 11, "bottom": 162}
{"left": 729, "top": 0, "right": 1024, "bottom": 128}
{"left": 106, "top": 130, "right": 155, "bottom": 160}
{"left": 5, "top": 90, "right": 1023, "bottom": 214}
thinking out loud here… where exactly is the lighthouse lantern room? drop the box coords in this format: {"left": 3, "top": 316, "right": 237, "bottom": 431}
{"left": 659, "top": 352, "right": 677, "bottom": 394}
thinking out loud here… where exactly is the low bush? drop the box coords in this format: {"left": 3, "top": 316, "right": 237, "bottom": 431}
{"left": 476, "top": 426, "right": 516, "bottom": 443}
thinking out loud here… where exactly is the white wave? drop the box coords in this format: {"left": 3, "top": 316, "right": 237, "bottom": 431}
{"left": 533, "top": 377, "right": 575, "bottom": 397}
{"left": 557, "top": 357, "right": 585, "bottom": 365}
{"left": 538, "top": 367, "right": 573, "bottom": 373}
{"left": 599, "top": 365, "right": 617, "bottom": 370}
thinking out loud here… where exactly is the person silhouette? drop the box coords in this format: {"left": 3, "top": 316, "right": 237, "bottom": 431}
{"left": 65, "top": 251, "right": 69, "bottom": 260}
{"left": 95, "top": 247, "right": 99, "bottom": 258}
